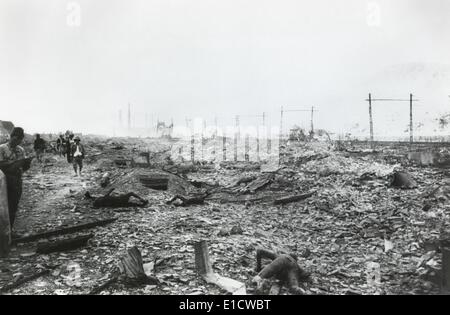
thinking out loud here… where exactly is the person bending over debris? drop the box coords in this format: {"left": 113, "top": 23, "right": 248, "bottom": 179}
{"left": 0, "top": 128, "right": 33, "bottom": 230}
{"left": 85, "top": 188, "right": 148, "bottom": 208}
{"left": 71, "top": 136, "right": 85, "bottom": 176}
{"left": 252, "top": 248, "right": 311, "bottom": 295}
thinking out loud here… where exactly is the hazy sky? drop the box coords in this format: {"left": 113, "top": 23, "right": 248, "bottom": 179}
{"left": 1, "top": 0, "right": 450, "bottom": 137}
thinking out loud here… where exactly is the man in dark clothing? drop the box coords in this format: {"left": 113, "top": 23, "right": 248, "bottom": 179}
{"left": 0, "top": 128, "right": 32, "bottom": 229}
{"left": 65, "top": 134, "right": 74, "bottom": 163}
{"left": 56, "top": 134, "right": 65, "bottom": 157}
{"left": 34, "top": 134, "right": 46, "bottom": 162}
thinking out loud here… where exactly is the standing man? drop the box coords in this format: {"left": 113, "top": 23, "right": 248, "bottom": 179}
{"left": 56, "top": 134, "right": 65, "bottom": 157}
{"left": 71, "top": 136, "right": 85, "bottom": 176}
{"left": 0, "top": 127, "right": 32, "bottom": 230}
{"left": 65, "top": 133, "right": 74, "bottom": 163}
{"left": 33, "top": 134, "right": 46, "bottom": 162}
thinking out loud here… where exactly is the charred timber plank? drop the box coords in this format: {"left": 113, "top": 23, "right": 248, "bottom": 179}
{"left": 12, "top": 218, "right": 117, "bottom": 244}
{"left": 36, "top": 234, "right": 94, "bottom": 254}
{"left": 0, "top": 269, "right": 51, "bottom": 293}
{"left": 443, "top": 247, "right": 450, "bottom": 292}
{"left": 88, "top": 275, "right": 119, "bottom": 295}
{"left": 273, "top": 191, "right": 315, "bottom": 205}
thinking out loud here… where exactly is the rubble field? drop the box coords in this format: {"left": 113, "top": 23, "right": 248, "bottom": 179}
{"left": 1, "top": 136, "right": 450, "bottom": 295}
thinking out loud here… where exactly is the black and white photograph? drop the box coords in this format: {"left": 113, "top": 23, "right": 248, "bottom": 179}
{"left": 1, "top": 0, "right": 450, "bottom": 300}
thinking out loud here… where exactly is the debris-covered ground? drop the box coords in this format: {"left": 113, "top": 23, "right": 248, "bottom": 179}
{"left": 1, "top": 137, "right": 450, "bottom": 295}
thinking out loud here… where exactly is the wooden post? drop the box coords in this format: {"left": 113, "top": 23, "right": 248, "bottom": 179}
{"left": 194, "top": 240, "right": 212, "bottom": 275}
{"left": 222, "top": 134, "right": 227, "bottom": 161}
{"left": 442, "top": 246, "right": 450, "bottom": 292}
{"left": 410, "top": 93, "right": 413, "bottom": 145}
{"left": 118, "top": 246, "right": 158, "bottom": 285}
{"left": 193, "top": 240, "right": 246, "bottom": 294}
{"left": 190, "top": 132, "right": 195, "bottom": 163}
{"left": 369, "top": 93, "right": 374, "bottom": 148}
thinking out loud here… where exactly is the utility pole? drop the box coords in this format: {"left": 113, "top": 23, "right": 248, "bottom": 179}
{"left": 201, "top": 119, "right": 205, "bottom": 161}
{"left": 368, "top": 93, "right": 374, "bottom": 148}
{"left": 410, "top": 93, "right": 413, "bottom": 144}
{"left": 234, "top": 115, "right": 239, "bottom": 162}
{"left": 365, "top": 93, "right": 418, "bottom": 148}
{"left": 279, "top": 106, "right": 283, "bottom": 165}
{"left": 310, "top": 106, "right": 314, "bottom": 134}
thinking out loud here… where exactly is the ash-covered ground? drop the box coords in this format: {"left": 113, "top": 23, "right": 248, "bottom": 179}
{"left": 1, "top": 136, "right": 449, "bottom": 295}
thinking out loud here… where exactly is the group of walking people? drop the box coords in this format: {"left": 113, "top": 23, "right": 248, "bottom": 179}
{"left": 56, "top": 132, "right": 85, "bottom": 176}
{"left": 33, "top": 132, "right": 86, "bottom": 177}
{"left": 0, "top": 128, "right": 86, "bottom": 255}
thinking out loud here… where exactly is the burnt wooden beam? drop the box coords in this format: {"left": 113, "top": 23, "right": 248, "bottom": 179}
{"left": 12, "top": 217, "right": 117, "bottom": 244}
{"left": 273, "top": 191, "right": 315, "bottom": 205}
{"left": 36, "top": 234, "right": 94, "bottom": 254}
{"left": 0, "top": 268, "right": 51, "bottom": 293}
